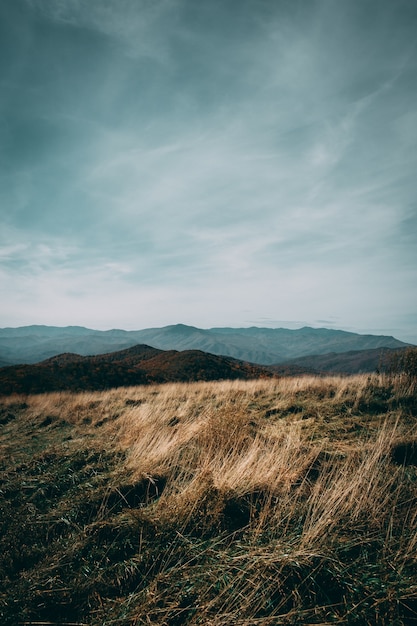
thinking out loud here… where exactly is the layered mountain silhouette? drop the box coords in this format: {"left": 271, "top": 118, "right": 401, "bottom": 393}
{"left": 0, "top": 344, "right": 273, "bottom": 394}
{"left": 0, "top": 324, "right": 410, "bottom": 366}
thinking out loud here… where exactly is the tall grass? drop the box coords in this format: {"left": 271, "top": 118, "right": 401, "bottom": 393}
{"left": 1, "top": 374, "right": 416, "bottom": 624}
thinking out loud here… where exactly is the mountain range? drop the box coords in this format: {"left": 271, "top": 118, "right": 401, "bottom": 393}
{"left": 0, "top": 324, "right": 410, "bottom": 367}
{"left": 0, "top": 324, "right": 414, "bottom": 393}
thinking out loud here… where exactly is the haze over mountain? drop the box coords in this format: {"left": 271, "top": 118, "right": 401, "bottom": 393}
{"left": 0, "top": 324, "right": 410, "bottom": 367}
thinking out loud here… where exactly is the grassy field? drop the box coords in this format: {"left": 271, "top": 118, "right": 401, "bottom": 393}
{"left": 1, "top": 373, "right": 416, "bottom": 625}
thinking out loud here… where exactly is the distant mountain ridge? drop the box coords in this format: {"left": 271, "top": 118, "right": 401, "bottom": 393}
{"left": 0, "top": 323, "right": 411, "bottom": 367}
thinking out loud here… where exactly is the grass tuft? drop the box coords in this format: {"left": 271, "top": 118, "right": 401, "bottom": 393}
{"left": 1, "top": 374, "right": 417, "bottom": 624}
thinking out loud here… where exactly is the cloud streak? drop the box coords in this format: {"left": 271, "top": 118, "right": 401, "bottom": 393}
{"left": 0, "top": 0, "right": 416, "bottom": 342}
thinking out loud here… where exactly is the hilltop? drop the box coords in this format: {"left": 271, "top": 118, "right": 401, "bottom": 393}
{"left": 0, "top": 344, "right": 273, "bottom": 395}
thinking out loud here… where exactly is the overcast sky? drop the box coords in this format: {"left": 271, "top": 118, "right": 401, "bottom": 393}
{"left": 0, "top": 0, "right": 416, "bottom": 342}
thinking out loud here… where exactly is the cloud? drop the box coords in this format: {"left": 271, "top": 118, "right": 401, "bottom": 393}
{"left": 0, "top": 0, "right": 416, "bottom": 341}
{"left": 25, "top": 0, "right": 179, "bottom": 62}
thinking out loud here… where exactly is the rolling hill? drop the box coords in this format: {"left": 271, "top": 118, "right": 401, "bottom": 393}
{"left": 0, "top": 344, "right": 273, "bottom": 395}
{"left": 271, "top": 346, "right": 409, "bottom": 375}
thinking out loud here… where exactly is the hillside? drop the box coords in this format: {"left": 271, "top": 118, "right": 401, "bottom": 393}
{"left": 1, "top": 374, "right": 416, "bottom": 625}
{"left": 0, "top": 324, "right": 410, "bottom": 366}
{"left": 272, "top": 346, "right": 410, "bottom": 375}
{"left": 0, "top": 344, "right": 273, "bottom": 395}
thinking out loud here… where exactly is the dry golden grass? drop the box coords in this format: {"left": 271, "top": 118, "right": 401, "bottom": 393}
{"left": 1, "top": 373, "right": 416, "bottom": 624}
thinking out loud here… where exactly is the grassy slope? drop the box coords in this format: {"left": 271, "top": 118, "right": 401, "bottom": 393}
{"left": 0, "top": 374, "right": 416, "bottom": 625}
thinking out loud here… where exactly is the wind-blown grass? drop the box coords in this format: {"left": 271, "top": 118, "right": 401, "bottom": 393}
{"left": 0, "top": 374, "right": 416, "bottom": 624}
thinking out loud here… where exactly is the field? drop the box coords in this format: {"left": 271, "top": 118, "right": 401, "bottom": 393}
{"left": 1, "top": 373, "right": 417, "bottom": 625}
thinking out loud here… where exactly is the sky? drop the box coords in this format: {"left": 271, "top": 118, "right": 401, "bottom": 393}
{"left": 0, "top": 0, "right": 416, "bottom": 343}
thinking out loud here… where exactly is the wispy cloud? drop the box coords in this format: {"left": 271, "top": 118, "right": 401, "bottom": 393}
{"left": 0, "top": 0, "right": 416, "bottom": 340}
{"left": 26, "top": 0, "right": 179, "bottom": 61}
